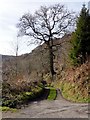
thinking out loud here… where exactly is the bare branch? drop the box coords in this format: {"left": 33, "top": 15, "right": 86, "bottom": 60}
{"left": 17, "top": 3, "right": 76, "bottom": 44}
{"left": 17, "top": 3, "right": 76, "bottom": 78}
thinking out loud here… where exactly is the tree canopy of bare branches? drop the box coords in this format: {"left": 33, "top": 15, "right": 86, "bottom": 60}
{"left": 17, "top": 3, "right": 76, "bottom": 79}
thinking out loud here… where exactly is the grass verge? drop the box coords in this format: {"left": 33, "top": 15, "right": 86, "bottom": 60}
{"left": 59, "top": 81, "right": 90, "bottom": 103}
{"left": 47, "top": 87, "right": 56, "bottom": 100}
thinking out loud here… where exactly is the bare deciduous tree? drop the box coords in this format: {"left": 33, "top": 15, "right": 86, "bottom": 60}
{"left": 17, "top": 3, "right": 76, "bottom": 79}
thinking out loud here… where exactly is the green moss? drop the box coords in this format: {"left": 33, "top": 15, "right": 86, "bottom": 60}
{"left": 25, "top": 92, "right": 32, "bottom": 96}
{"left": 0, "top": 106, "right": 17, "bottom": 112}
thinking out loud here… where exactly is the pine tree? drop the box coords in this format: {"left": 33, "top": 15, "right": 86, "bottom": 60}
{"left": 70, "top": 4, "right": 90, "bottom": 66}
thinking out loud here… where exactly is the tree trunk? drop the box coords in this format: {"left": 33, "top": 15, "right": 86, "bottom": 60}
{"left": 48, "top": 44, "right": 55, "bottom": 80}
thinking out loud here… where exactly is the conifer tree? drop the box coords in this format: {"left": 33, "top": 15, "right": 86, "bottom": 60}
{"left": 70, "top": 4, "right": 90, "bottom": 65}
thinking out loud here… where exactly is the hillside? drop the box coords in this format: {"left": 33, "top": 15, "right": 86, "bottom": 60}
{"left": 2, "top": 34, "right": 90, "bottom": 107}
{"left": 2, "top": 34, "right": 71, "bottom": 83}
{"left": 54, "top": 61, "right": 90, "bottom": 102}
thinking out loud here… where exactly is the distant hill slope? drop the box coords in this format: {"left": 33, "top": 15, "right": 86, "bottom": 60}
{"left": 2, "top": 34, "right": 71, "bottom": 82}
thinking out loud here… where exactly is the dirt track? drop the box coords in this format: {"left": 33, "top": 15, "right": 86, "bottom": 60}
{"left": 2, "top": 89, "right": 89, "bottom": 118}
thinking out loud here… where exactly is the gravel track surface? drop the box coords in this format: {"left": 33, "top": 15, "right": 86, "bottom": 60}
{"left": 2, "top": 89, "right": 89, "bottom": 118}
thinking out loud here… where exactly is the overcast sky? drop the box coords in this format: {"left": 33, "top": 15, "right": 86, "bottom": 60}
{"left": 0, "top": 0, "right": 89, "bottom": 55}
